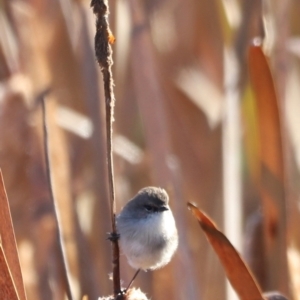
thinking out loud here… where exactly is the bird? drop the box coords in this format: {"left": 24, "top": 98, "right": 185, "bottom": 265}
{"left": 117, "top": 186, "right": 178, "bottom": 274}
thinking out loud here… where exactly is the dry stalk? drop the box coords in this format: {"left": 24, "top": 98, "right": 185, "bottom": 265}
{"left": 41, "top": 97, "right": 73, "bottom": 300}
{"left": 90, "top": 0, "right": 121, "bottom": 297}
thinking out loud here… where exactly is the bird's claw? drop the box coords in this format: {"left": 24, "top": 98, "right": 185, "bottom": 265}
{"left": 107, "top": 232, "right": 120, "bottom": 241}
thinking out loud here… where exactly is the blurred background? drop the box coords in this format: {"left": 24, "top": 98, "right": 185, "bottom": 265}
{"left": 1, "top": 0, "right": 300, "bottom": 299}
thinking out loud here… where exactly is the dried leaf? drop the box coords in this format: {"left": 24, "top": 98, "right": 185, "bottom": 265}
{"left": 248, "top": 42, "right": 289, "bottom": 293}
{"left": 0, "top": 243, "right": 19, "bottom": 300}
{"left": 0, "top": 170, "right": 26, "bottom": 300}
{"left": 187, "top": 202, "right": 264, "bottom": 300}
{"left": 248, "top": 43, "right": 284, "bottom": 181}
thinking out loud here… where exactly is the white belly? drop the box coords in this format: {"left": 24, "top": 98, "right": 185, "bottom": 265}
{"left": 119, "top": 211, "right": 178, "bottom": 270}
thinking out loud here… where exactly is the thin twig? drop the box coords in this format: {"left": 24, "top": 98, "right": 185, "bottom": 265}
{"left": 90, "top": 0, "right": 121, "bottom": 296}
{"left": 41, "top": 98, "right": 73, "bottom": 300}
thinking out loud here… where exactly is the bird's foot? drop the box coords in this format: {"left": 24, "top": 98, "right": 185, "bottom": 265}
{"left": 107, "top": 232, "right": 120, "bottom": 241}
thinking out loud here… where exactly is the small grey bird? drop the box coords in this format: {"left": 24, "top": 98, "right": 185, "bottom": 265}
{"left": 117, "top": 187, "right": 178, "bottom": 271}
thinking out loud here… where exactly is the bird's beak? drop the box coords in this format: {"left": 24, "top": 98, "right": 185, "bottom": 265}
{"left": 159, "top": 206, "right": 169, "bottom": 212}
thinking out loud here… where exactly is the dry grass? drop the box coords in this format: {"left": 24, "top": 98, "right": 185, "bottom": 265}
{"left": 0, "top": 0, "right": 299, "bottom": 299}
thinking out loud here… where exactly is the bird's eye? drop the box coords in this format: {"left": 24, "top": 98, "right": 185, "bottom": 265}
{"left": 144, "top": 205, "right": 154, "bottom": 212}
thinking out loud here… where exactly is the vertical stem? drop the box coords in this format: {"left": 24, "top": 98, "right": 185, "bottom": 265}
{"left": 41, "top": 98, "right": 73, "bottom": 300}
{"left": 103, "top": 68, "right": 121, "bottom": 296}
{"left": 102, "top": 69, "right": 116, "bottom": 233}
{"left": 90, "top": 0, "right": 121, "bottom": 295}
{"left": 223, "top": 49, "right": 242, "bottom": 300}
